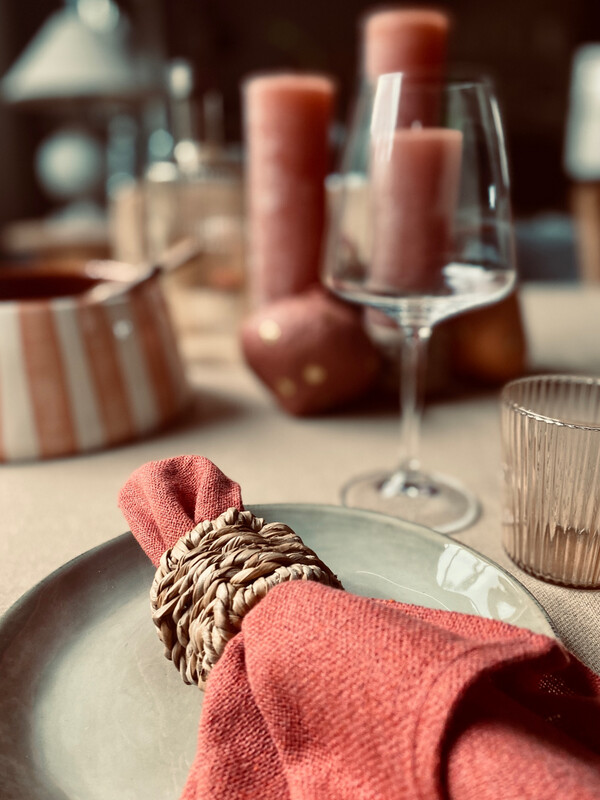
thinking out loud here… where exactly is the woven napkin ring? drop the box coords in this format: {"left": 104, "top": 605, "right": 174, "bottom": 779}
{"left": 150, "top": 507, "right": 343, "bottom": 689}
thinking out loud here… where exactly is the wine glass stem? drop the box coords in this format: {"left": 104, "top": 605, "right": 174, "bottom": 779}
{"left": 398, "top": 324, "right": 432, "bottom": 474}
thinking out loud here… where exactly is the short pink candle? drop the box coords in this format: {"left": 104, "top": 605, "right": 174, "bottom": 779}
{"left": 362, "top": 8, "right": 450, "bottom": 81}
{"left": 370, "top": 128, "right": 463, "bottom": 293}
{"left": 243, "top": 74, "right": 336, "bottom": 306}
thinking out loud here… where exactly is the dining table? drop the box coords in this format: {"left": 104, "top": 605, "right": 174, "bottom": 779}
{"left": 1, "top": 277, "right": 599, "bottom": 679}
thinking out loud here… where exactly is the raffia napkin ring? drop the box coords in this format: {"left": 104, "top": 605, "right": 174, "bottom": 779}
{"left": 150, "top": 507, "right": 343, "bottom": 689}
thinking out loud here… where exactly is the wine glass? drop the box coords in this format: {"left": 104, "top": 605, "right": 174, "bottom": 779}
{"left": 323, "top": 73, "right": 517, "bottom": 533}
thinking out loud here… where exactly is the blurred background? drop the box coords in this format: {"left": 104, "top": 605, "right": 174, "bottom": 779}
{"left": 1, "top": 0, "right": 600, "bottom": 279}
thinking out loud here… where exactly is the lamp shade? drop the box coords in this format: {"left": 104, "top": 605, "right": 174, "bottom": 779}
{"left": 1, "top": 7, "right": 154, "bottom": 104}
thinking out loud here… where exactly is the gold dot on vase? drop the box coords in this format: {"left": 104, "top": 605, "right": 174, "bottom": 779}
{"left": 275, "top": 377, "right": 297, "bottom": 397}
{"left": 258, "top": 319, "right": 282, "bottom": 343}
{"left": 303, "top": 363, "right": 327, "bottom": 385}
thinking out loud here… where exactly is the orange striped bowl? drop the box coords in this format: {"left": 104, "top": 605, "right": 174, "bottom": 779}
{"left": 0, "top": 260, "right": 191, "bottom": 461}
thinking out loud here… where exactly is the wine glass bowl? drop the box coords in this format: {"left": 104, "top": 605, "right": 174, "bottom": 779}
{"left": 323, "top": 73, "right": 516, "bottom": 533}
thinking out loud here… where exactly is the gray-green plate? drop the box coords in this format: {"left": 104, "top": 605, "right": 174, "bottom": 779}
{"left": 0, "top": 504, "right": 554, "bottom": 799}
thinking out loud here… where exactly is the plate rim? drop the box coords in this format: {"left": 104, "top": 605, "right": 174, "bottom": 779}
{"left": 0, "top": 502, "right": 555, "bottom": 645}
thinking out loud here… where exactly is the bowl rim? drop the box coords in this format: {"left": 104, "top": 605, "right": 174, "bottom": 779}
{"left": 0, "top": 260, "right": 156, "bottom": 310}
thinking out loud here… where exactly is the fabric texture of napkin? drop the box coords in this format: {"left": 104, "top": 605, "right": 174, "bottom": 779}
{"left": 120, "top": 456, "right": 600, "bottom": 800}
{"left": 118, "top": 454, "right": 243, "bottom": 566}
{"left": 186, "top": 582, "right": 600, "bottom": 800}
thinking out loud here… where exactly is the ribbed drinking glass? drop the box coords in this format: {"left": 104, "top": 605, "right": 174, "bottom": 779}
{"left": 501, "top": 374, "right": 600, "bottom": 587}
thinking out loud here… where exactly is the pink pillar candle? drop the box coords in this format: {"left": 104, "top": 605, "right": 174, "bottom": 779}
{"left": 362, "top": 8, "right": 450, "bottom": 81}
{"left": 370, "top": 128, "right": 463, "bottom": 293}
{"left": 243, "top": 73, "right": 336, "bottom": 306}
{"left": 362, "top": 8, "right": 451, "bottom": 128}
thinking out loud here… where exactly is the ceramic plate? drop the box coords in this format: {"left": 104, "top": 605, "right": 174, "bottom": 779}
{"left": 0, "top": 504, "right": 554, "bottom": 800}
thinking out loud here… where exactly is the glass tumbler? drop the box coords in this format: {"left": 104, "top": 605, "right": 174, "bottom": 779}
{"left": 501, "top": 374, "right": 600, "bottom": 587}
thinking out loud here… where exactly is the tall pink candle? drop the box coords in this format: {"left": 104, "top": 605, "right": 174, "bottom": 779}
{"left": 243, "top": 74, "right": 336, "bottom": 306}
{"left": 370, "top": 128, "right": 463, "bottom": 293}
{"left": 362, "top": 8, "right": 451, "bottom": 129}
{"left": 362, "top": 8, "right": 450, "bottom": 81}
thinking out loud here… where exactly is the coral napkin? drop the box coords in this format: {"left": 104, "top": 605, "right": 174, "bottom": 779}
{"left": 118, "top": 454, "right": 243, "bottom": 567}
{"left": 120, "top": 456, "right": 600, "bottom": 800}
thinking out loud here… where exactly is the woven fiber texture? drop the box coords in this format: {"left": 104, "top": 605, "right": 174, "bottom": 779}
{"left": 118, "top": 455, "right": 243, "bottom": 567}
{"left": 119, "top": 456, "right": 344, "bottom": 687}
{"left": 151, "top": 506, "right": 343, "bottom": 688}
{"left": 181, "top": 580, "right": 600, "bottom": 800}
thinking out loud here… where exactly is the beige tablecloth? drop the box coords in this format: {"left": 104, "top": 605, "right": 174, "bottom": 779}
{"left": 1, "top": 282, "right": 599, "bottom": 671}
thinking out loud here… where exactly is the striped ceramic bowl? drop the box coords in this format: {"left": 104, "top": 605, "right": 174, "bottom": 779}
{"left": 0, "top": 260, "right": 190, "bottom": 461}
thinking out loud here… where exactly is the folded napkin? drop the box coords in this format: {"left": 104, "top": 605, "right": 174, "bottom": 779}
{"left": 119, "top": 455, "right": 342, "bottom": 688}
{"left": 118, "top": 454, "right": 243, "bottom": 567}
{"left": 120, "top": 456, "right": 600, "bottom": 800}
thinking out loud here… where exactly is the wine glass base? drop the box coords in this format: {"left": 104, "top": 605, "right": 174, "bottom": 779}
{"left": 341, "top": 469, "right": 480, "bottom": 534}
